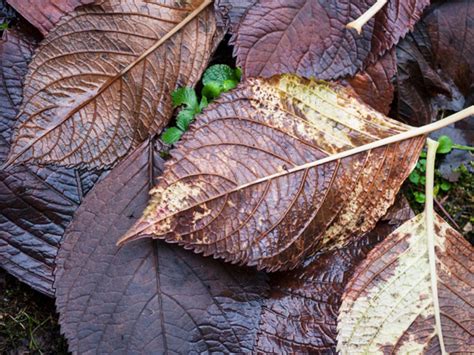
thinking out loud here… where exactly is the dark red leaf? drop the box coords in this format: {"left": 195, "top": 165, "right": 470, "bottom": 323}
{"left": 214, "top": 0, "right": 256, "bottom": 33}
{"left": 55, "top": 139, "right": 269, "bottom": 353}
{"left": 6, "top": 0, "right": 95, "bottom": 35}
{"left": 343, "top": 49, "right": 396, "bottom": 114}
{"left": 233, "top": 0, "right": 428, "bottom": 80}
{"left": 395, "top": 0, "right": 474, "bottom": 125}
{"left": 0, "top": 27, "right": 104, "bottom": 296}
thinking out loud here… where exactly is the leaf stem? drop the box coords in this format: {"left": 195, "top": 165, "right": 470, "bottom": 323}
{"left": 346, "top": 0, "right": 388, "bottom": 34}
{"left": 453, "top": 143, "right": 474, "bottom": 151}
{"left": 424, "top": 138, "right": 447, "bottom": 355}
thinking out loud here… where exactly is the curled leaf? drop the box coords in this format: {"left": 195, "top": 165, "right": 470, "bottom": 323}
{"left": 233, "top": 0, "right": 429, "bottom": 79}
{"left": 6, "top": 0, "right": 217, "bottom": 169}
{"left": 337, "top": 213, "right": 474, "bottom": 353}
{"left": 120, "top": 75, "right": 424, "bottom": 271}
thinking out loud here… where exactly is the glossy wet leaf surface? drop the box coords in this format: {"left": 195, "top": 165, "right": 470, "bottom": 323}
{"left": 233, "top": 0, "right": 428, "bottom": 79}
{"left": 6, "top": 0, "right": 217, "bottom": 169}
{"left": 122, "top": 75, "right": 424, "bottom": 271}
{"left": 338, "top": 213, "right": 473, "bottom": 353}
{"left": 0, "top": 27, "right": 103, "bottom": 296}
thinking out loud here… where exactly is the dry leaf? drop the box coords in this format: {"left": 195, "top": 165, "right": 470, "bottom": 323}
{"left": 338, "top": 213, "right": 474, "bottom": 353}
{"left": 6, "top": 0, "right": 95, "bottom": 35}
{"left": 232, "top": 0, "right": 428, "bottom": 80}
{"left": 5, "top": 0, "right": 217, "bottom": 169}
{"left": 120, "top": 75, "right": 425, "bottom": 271}
{"left": 0, "top": 27, "right": 103, "bottom": 296}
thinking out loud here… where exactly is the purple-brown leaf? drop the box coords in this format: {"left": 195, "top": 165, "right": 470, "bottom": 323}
{"left": 233, "top": 0, "right": 428, "bottom": 80}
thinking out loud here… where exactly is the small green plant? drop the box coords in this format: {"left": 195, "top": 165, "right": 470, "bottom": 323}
{"left": 408, "top": 135, "right": 473, "bottom": 204}
{"left": 0, "top": 21, "right": 9, "bottom": 30}
{"left": 162, "top": 64, "right": 242, "bottom": 144}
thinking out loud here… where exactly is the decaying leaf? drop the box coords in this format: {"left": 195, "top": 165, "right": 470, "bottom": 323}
{"left": 6, "top": 0, "right": 94, "bottom": 35}
{"left": 338, "top": 212, "right": 474, "bottom": 353}
{"left": 55, "top": 138, "right": 268, "bottom": 353}
{"left": 255, "top": 197, "right": 414, "bottom": 352}
{"left": 55, "top": 132, "right": 415, "bottom": 352}
{"left": 396, "top": 0, "right": 474, "bottom": 125}
{"left": 120, "top": 75, "right": 425, "bottom": 271}
{"left": 5, "top": 0, "right": 217, "bottom": 169}
{"left": 343, "top": 49, "right": 396, "bottom": 115}
{"left": 0, "top": 27, "right": 103, "bottom": 296}
{"left": 233, "top": 0, "right": 428, "bottom": 79}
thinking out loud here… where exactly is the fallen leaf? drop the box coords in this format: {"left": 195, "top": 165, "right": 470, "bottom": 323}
{"left": 54, "top": 138, "right": 269, "bottom": 353}
{"left": 214, "top": 0, "right": 256, "bottom": 33}
{"left": 5, "top": 0, "right": 218, "bottom": 169}
{"left": 337, "top": 213, "right": 474, "bottom": 353}
{"left": 343, "top": 48, "right": 396, "bottom": 115}
{"left": 120, "top": 75, "right": 425, "bottom": 271}
{"left": 255, "top": 197, "right": 414, "bottom": 352}
{"left": 0, "top": 27, "right": 104, "bottom": 296}
{"left": 233, "top": 0, "right": 428, "bottom": 80}
{"left": 55, "top": 132, "right": 413, "bottom": 352}
{"left": 395, "top": 0, "right": 474, "bottom": 125}
{"left": 6, "top": 0, "right": 94, "bottom": 35}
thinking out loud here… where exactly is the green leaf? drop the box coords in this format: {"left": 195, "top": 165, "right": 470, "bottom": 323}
{"left": 413, "top": 191, "right": 426, "bottom": 204}
{"left": 202, "top": 81, "right": 222, "bottom": 100}
{"left": 409, "top": 171, "right": 420, "bottom": 185}
{"left": 199, "top": 96, "right": 208, "bottom": 111}
{"left": 420, "top": 176, "right": 426, "bottom": 185}
{"left": 161, "top": 127, "right": 183, "bottom": 145}
{"left": 420, "top": 151, "right": 427, "bottom": 158}
{"left": 417, "top": 159, "right": 426, "bottom": 173}
{"left": 222, "top": 79, "right": 238, "bottom": 91}
{"left": 433, "top": 184, "right": 440, "bottom": 196}
{"left": 0, "top": 22, "right": 8, "bottom": 30}
{"left": 437, "top": 135, "right": 453, "bottom": 154}
{"left": 440, "top": 180, "right": 451, "bottom": 191}
{"left": 235, "top": 67, "right": 242, "bottom": 81}
{"left": 172, "top": 87, "right": 198, "bottom": 110}
{"left": 176, "top": 109, "right": 195, "bottom": 131}
{"left": 202, "top": 64, "right": 236, "bottom": 86}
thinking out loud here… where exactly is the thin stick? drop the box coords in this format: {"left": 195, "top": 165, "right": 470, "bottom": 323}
{"left": 346, "top": 0, "right": 388, "bottom": 34}
{"left": 424, "top": 138, "right": 447, "bottom": 355}
{"left": 2, "top": 0, "right": 214, "bottom": 170}
{"left": 434, "top": 198, "right": 461, "bottom": 231}
{"left": 118, "top": 106, "right": 474, "bottom": 245}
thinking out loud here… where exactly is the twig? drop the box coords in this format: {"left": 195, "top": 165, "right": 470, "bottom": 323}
{"left": 346, "top": 0, "right": 388, "bottom": 34}
{"left": 434, "top": 198, "right": 461, "bottom": 231}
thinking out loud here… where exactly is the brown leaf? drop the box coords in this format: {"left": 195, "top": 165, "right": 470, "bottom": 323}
{"left": 232, "top": 0, "right": 428, "bottom": 80}
{"left": 120, "top": 75, "right": 425, "bottom": 271}
{"left": 337, "top": 213, "right": 474, "bottom": 353}
{"left": 6, "top": 0, "right": 95, "bottom": 35}
{"left": 5, "top": 0, "right": 217, "bottom": 169}
{"left": 0, "top": 27, "right": 104, "bottom": 296}
{"left": 255, "top": 197, "right": 414, "bottom": 352}
{"left": 343, "top": 49, "right": 396, "bottom": 115}
{"left": 395, "top": 0, "right": 474, "bottom": 125}
{"left": 54, "top": 138, "right": 269, "bottom": 353}
{"left": 54, "top": 133, "right": 413, "bottom": 352}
